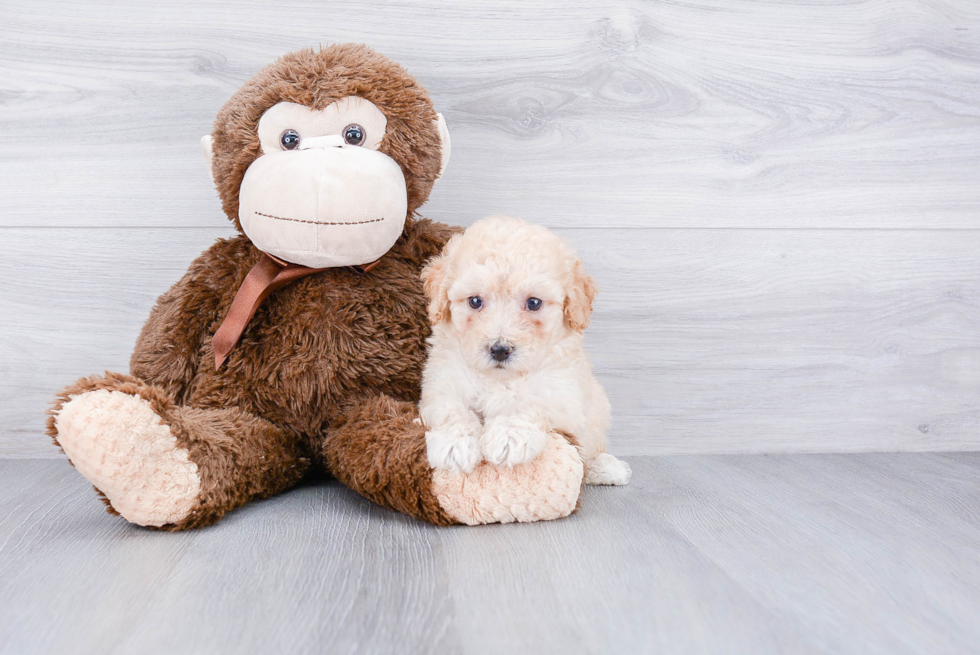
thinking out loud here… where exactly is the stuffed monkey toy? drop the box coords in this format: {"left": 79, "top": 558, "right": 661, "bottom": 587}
{"left": 47, "top": 44, "right": 584, "bottom": 529}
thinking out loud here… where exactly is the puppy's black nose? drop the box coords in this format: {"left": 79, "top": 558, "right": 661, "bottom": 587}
{"left": 489, "top": 342, "right": 513, "bottom": 362}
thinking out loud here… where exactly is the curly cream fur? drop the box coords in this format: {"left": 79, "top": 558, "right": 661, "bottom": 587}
{"left": 419, "top": 216, "right": 631, "bottom": 485}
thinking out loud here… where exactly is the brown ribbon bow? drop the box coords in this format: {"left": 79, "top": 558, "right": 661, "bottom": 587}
{"left": 212, "top": 253, "right": 378, "bottom": 369}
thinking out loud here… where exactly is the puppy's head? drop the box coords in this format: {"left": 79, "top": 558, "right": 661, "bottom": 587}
{"left": 421, "top": 215, "right": 597, "bottom": 377}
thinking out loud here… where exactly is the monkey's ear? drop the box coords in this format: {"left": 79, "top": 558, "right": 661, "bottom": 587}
{"left": 201, "top": 135, "right": 215, "bottom": 184}
{"left": 435, "top": 113, "right": 451, "bottom": 180}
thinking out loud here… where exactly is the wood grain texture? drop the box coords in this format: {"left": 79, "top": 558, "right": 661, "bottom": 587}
{"left": 1, "top": 0, "right": 978, "bottom": 228}
{"left": 1, "top": 455, "right": 978, "bottom": 654}
{"left": 2, "top": 226, "right": 978, "bottom": 457}
{"left": 2, "top": 0, "right": 980, "bottom": 457}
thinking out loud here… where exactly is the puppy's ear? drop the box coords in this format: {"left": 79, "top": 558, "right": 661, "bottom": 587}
{"left": 563, "top": 255, "right": 598, "bottom": 333}
{"left": 421, "top": 235, "right": 458, "bottom": 324}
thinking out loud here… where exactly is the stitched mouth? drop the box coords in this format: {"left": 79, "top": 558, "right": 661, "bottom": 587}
{"left": 255, "top": 212, "right": 385, "bottom": 226}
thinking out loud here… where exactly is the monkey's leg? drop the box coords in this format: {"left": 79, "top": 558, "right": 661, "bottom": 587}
{"left": 322, "top": 395, "right": 584, "bottom": 526}
{"left": 48, "top": 372, "right": 308, "bottom": 530}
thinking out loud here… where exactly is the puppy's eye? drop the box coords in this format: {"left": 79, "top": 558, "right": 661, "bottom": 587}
{"left": 280, "top": 129, "right": 301, "bottom": 150}
{"left": 468, "top": 296, "right": 483, "bottom": 310}
{"left": 525, "top": 297, "right": 543, "bottom": 311}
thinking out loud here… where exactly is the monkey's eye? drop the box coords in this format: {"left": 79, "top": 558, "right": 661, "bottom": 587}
{"left": 525, "top": 297, "right": 543, "bottom": 311}
{"left": 468, "top": 296, "right": 483, "bottom": 310}
{"left": 343, "top": 124, "right": 365, "bottom": 146}
{"left": 279, "top": 129, "right": 301, "bottom": 150}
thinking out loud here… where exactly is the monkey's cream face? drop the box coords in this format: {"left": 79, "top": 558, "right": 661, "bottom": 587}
{"left": 231, "top": 97, "right": 408, "bottom": 268}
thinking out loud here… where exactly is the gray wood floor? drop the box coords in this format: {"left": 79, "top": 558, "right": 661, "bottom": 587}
{"left": 2, "top": 455, "right": 978, "bottom": 655}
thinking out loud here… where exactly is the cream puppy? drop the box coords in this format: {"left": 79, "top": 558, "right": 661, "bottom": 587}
{"left": 419, "top": 215, "right": 631, "bottom": 485}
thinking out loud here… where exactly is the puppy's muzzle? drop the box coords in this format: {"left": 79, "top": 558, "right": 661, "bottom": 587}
{"left": 489, "top": 341, "right": 514, "bottom": 363}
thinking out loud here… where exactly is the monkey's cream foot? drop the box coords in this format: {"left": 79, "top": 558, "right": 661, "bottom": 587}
{"left": 481, "top": 417, "right": 549, "bottom": 467}
{"left": 54, "top": 389, "right": 201, "bottom": 527}
{"left": 585, "top": 453, "right": 632, "bottom": 485}
{"left": 432, "top": 432, "right": 584, "bottom": 525}
{"left": 426, "top": 424, "right": 483, "bottom": 473}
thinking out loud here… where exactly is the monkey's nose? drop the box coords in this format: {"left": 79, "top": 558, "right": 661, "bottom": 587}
{"left": 299, "top": 134, "right": 345, "bottom": 150}
{"left": 489, "top": 341, "right": 513, "bottom": 362}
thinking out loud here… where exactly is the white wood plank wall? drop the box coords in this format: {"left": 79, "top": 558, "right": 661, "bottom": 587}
{"left": 2, "top": 0, "right": 979, "bottom": 457}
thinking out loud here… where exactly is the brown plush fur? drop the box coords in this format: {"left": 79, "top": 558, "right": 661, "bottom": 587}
{"left": 47, "top": 44, "right": 462, "bottom": 529}
{"left": 322, "top": 395, "right": 455, "bottom": 526}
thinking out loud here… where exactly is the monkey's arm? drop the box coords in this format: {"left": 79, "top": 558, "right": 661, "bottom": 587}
{"left": 130, "top": 236, "right": 252, "bottom": 400}
{"left": 322, "top": 394, "right": 584, "bottom": 526}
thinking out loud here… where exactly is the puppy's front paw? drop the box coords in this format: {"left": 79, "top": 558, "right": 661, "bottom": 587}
{"left": 481, "top": 417, "right": 549, "bottom": 467}
{"left": 426, "top": 426, "right": 482, "bottom": 473}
